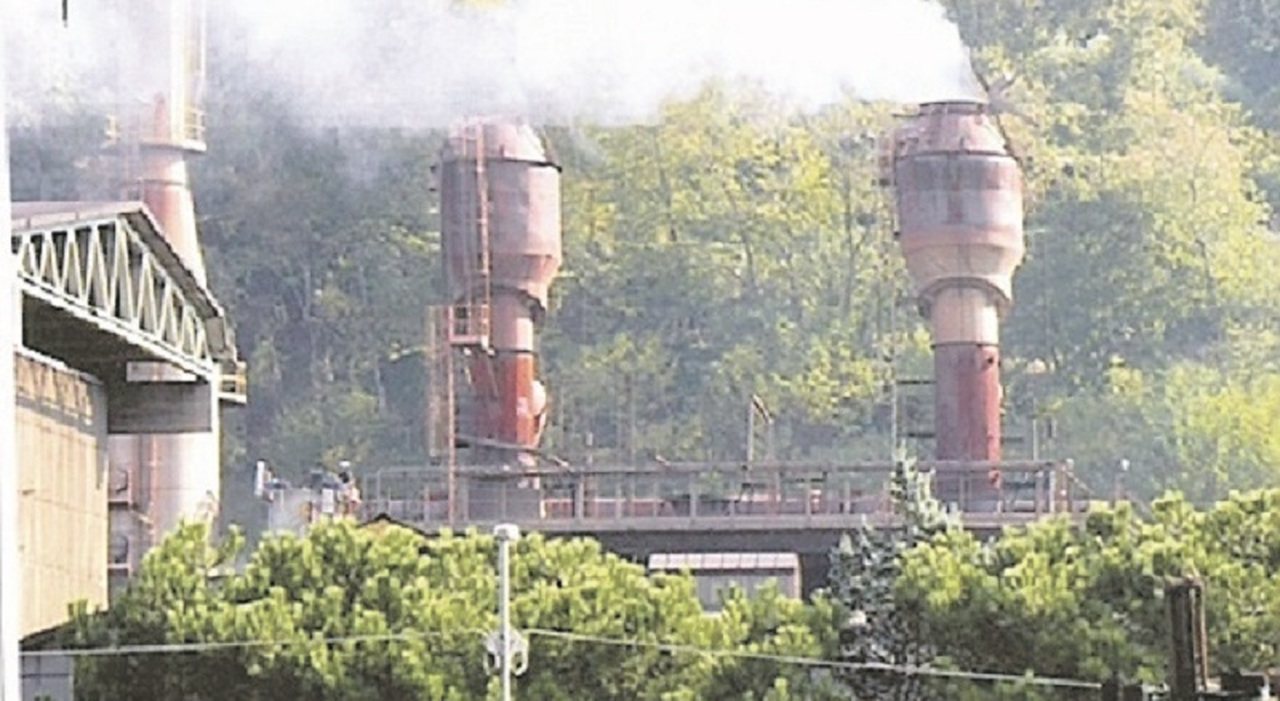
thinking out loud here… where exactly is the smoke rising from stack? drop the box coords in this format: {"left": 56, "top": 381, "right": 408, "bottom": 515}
{"left": 5, "top": 0, "right": 982, "bottom": 128}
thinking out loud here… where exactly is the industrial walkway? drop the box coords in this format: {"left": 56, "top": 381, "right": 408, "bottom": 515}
{"left": 362, "top": 459, "right": 1082, "bottom": 534}
{"left": 362, "top": 460, "right": 1084, "bottom": 592}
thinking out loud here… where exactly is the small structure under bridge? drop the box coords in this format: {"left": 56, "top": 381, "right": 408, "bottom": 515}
{"left": 361, "top": 459, "right": 1086, "bottom": 593}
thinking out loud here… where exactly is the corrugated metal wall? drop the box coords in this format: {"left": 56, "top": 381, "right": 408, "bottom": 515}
{"left": 14, "top": 350, "right": 108, "bottom": 637}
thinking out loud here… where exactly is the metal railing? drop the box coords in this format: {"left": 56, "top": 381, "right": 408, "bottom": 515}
{"left": 360, "top": 460, "right": 1078, "bottom": 532}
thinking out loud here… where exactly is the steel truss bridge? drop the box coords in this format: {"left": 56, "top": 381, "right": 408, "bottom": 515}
{"left": 11, "top": 201, "right": 245, "bottom": 407}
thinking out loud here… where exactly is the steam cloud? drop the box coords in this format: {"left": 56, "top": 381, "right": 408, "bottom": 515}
{"left": 226, "top": 0, "right": 982, "bottom": 126}
{"left": 4, "top": 0, "right": 982, "bottom": 128}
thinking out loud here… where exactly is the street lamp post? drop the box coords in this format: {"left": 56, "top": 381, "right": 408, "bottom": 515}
{"left": 494, "top": 523, "right": 522, "bottom": 701}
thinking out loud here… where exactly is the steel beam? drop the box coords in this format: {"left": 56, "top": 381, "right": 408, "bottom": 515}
{"left": 10, "top": 208, "right": 240, "bottom": 380}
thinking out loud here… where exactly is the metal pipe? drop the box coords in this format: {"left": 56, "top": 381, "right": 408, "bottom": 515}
{"left": 453, "top": 459, "right": 1062, "bottom": 478}
{"left": 0, "top": 30, "right": 24, "bottom": 699}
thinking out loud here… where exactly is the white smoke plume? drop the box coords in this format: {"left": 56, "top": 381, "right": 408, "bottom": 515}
{"left": 4, "top": 0, "right": 982, "bottom": 128}
{"left": 225, "top": 0, "right": 982, "bottom": 126}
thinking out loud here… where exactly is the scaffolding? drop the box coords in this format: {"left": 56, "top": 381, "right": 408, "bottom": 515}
{"left": 427, "top": 120, "right": 497, "bottom": 524}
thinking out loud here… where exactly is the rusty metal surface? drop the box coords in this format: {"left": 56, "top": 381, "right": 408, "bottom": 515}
{"left": 360, "top": 460, "right": 1080, "bottom": 532}
{"left": 137, "top": 137, "right": 207, "bottom": 286}
{"left": 440, "top": 119, "right": 562, "bottom": 310}
{"left": 439, "top": 119, "right": 560, "bottom": 466}
{"left": 892, "top": 101, "right": 1024, "bottom": 308}
{"left": 933, "top": 343, "right": 1002, "bottom": 503}
{"left": 933, "top": 344, "right": 1002, "bottom": 462}
{"left": 464, "top": 352, "right": 540, "bottom": 460}
{"left": 891, "top": 100, "right": 1026, "bottom": 471}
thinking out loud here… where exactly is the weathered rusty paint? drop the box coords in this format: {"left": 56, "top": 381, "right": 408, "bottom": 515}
{"left": 137, "top": 137, "right": 206, "bottom": 285}
{"left": 932, "top": 343, "right": 1002, "bottom": 504}
{"left": 892, "top": 101, "right": 1025, "bottom": 487}
{"left": 892, "top": 101, "right": 1024, "bottom": 311}
{"left": 439, "top": 120, "right": 562, "bottom": 310}
{"left": 440, "top": 119, "right": 561, "bottom": 465}
{"left": 465, "top": 352, "right": 539, "bottom": 460}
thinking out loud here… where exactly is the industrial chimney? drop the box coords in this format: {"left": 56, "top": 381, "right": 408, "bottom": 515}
{"left": 887, "top": 101, "right": 1025, "bottom": 505}
{"left": 436, "top": 118, "right": 561, "bottom": 517}
{"left": 107, "top": 0, "right": 220, "bottom": 545}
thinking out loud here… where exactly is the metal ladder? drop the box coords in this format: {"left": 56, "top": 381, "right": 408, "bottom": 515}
{"left": 448, "top": 120, "right": 493, "bottom": 349}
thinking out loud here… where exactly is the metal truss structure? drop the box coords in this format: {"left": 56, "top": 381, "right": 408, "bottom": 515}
{"left": 10, "top": 202, "right": 245, "bottom": 402}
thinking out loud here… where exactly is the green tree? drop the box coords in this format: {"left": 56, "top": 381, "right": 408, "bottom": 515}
{"left": 938, "top": 0, "right": 1280, "bottom": 501}
{"left": 69, "top": 521, "right": 840, "bottom": 700}
{"left": 827, "top": 457, "right": 948, "bottom": 699}
{"left": 896, "top": 490, "right": 1280, "bottom": 685}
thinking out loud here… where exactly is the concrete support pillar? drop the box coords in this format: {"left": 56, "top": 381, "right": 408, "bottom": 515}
{"left": 106, "top": 363, "right": 220, "bottom": 547}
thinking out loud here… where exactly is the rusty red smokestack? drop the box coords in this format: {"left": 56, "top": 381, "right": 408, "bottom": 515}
{"left": 439, "top": 119, "right": 561, "bottom": 466}
{"left": 888, "top": 101, "right": 1025, "bottom": 504}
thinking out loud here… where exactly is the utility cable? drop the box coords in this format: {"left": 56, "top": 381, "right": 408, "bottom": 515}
{"left": 25, "top": 625, "right": 1103, "bottom": 691}
{"left": 20, "top": 629, "right": 487, "bottom": 659}
{"left": 522, "top": 628, "right": 1102, "bottom": 691}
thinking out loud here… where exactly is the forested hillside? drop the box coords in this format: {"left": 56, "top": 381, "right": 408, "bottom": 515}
{"left": 9, "top": 0, "right": 1280, "bottom": 529}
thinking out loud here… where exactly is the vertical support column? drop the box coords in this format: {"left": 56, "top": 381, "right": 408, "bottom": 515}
{"left": 932, "top": 345, "right": 1001, "bottom": 462}
{"left": 0, "top": 38, "right": 24, "bottom": 699}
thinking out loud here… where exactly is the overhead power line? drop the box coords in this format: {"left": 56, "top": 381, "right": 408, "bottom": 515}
{"left": 21, "top": 629, "right": 481, "bottom": 659}
{"left": 523, "top": 628, "right": 1103, "bottom": 691}
{"left": 24, "top": 626, "right": 1102, "bottom": 691}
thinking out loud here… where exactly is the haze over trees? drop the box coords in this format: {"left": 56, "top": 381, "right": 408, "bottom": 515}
{"left": 9, "top": 0, "right": 1280, "bottom": 518}
{"left": 10, "top": 0, "right": 1280, "bottom": 696}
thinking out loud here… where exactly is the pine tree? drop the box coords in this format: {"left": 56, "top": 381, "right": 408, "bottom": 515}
{"left": 827, "top": 455, "right": 951, "bottom": 699}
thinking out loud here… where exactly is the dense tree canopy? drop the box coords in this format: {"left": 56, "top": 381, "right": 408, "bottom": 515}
{"left": 67, "top": 488, "right": 1280, "bottom": 698}
{"left": 69, "top": 521, "right": 843, "bottom": 700}
{"left": 9, "top": 0, "right": 1280, "bottom": 697}
{"left": 187, "top": 0, "right": 1280, "bottom": 510}
{"left": 896, "top": 490, "right": 1280, "bottom": 686}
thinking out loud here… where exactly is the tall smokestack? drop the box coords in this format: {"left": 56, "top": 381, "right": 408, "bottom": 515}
{"left": 888, "top": 101, "right": 1025, "bottom": 504}
{"left": 439, "top": 119, "right": 561, "bottom": 468}
{"left": 108, "top": 0, "right": 220, "bottom": 543}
